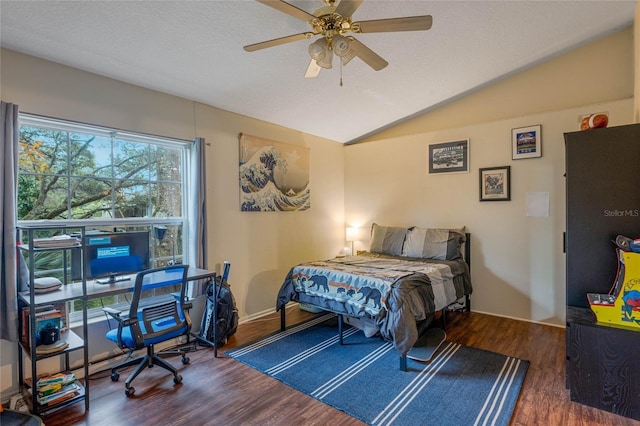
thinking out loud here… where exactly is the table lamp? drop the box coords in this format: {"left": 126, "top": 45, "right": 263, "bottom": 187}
{"left": 346, "top": 226, "right": 362, "bottom": 256}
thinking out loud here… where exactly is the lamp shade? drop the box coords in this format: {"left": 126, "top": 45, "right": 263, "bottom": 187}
{"left": 346, "top": 226, "right": 361, "bottom": 242}
{"left": 308, "top": 38, "right": 328, "bottom": 61}
{"left": 309, "top": 37, "right": 333, "bottom": 69}
{"left": 316, "top": 49, "right": 333, "bottom": 69}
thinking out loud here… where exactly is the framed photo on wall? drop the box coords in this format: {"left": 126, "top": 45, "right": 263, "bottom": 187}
{"left": 511, "top": 125, "right": 542, "bottom": 160}
{"left": 239, "top": 133, "right": 310, "bottom": 211}
{"left": 479, "top": 166, "right": 511, "bottom": 201}
{"left": 428, "top": 139, "right": 469, "bottom": 174}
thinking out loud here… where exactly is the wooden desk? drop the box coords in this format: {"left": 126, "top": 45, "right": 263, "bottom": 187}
{"left": 85, "top": 267, "right": 216, "bottom": 297}
{"left": 20, "top": 267, "right": 216, "bottom": 303}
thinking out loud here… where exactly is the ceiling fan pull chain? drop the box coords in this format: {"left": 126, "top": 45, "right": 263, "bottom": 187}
{"left": 340, "top": 60, "right": 343, "bottom": 87}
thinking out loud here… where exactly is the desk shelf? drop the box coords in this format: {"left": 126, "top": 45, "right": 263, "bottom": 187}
{"left": 18, "top": 284, "right": 86, "bottom": 305}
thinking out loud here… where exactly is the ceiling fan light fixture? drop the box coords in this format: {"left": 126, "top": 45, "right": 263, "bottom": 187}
{"left": 332, "top": 34, "right": 351, "bottom": 57}
{"left": 246, "top": 1, "right": 434, "bottom": 77}
{"left": 316, "top": 49, "right": 334, "bottom": 69}
{"left": 308, "top": 37, "right": 329, "bottom": 61}
{"left": 309, "top": 37, "right": 333, "bottom": 69}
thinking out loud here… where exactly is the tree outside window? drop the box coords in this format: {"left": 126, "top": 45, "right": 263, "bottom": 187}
{"left": 17, "top": 115, "right": 189, "bottom": 317}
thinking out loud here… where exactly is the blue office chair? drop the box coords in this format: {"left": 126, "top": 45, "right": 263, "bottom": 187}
{"left": 104, "top": 265, "right": 192, "bottom": 396}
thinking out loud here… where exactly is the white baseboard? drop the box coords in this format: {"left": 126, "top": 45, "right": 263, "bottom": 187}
{"left": 470, "top": 309, "right": 565, "bottom": 329}
{"left": 238, "top": 303, "right": 301, "bottom": 324}
{"left": 239, "top": 308, "right": 278, "bottom": 324}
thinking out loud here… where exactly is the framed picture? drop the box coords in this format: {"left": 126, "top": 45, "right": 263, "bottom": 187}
{"left": 428, "top": 139, "right": 469, "bottom": 174}
{"left": 511, "top": 125, "right": 542, "bottom": 160}
{"left": 479, "top": 166, "right": 511, "bottom": 201}
{"left": 239, "top": 133, "right": 310, "bottom": 212}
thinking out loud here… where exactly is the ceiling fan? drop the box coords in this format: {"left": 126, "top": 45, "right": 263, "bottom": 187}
{"left": 243, "top": 0, "right": 433, "bottom": 78}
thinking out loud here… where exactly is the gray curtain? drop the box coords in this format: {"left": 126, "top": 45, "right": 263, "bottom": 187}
{"left": 189, "top": 137, "right": 208, "bottom": 294}
{"left": 1, "top": 102, "right": 20, "bottom": 342}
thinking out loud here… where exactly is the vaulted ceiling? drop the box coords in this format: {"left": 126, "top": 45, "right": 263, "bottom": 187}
{"left": 1, "top": 1, "right": 636, "bottom": 143}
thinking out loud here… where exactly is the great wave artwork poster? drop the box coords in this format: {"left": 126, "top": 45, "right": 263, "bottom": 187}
{"left": 239, "top": 133, "right": 310, "bottom": 212}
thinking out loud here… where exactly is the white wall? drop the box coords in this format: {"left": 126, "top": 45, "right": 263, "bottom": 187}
{"left": 344, "top": 26, "right": 635, "bottom": 327}
{"left": 0, "top": 48, "right": 345, "bottom": 397}
{"left": 345, "top": 99, "right": 633, "bottom": 326}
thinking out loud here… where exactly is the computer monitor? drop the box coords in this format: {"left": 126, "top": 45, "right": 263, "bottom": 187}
{"left": 79, "top": 231, "right": 150, "bottom": 284}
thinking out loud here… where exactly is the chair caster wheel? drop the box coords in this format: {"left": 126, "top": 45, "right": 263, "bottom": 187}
{"left": 182, "top": 356, "right": 190, "bottom": 365}
{"left": 111, "top": 372, "right": 120, "bottom": 382}
{"left": 174, "top": 374, "right": 183, "bottom": 385}
{"left": 125, "top": 387, "right": 135, "bottom": 397}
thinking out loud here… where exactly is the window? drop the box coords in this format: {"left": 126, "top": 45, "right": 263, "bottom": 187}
{"left": 17, "top": 114, "right": 193, "bottom": 320}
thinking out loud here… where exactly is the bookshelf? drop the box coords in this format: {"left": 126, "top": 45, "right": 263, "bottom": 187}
{"left": 16, "top": 225, "right": 89, "bottom": 416}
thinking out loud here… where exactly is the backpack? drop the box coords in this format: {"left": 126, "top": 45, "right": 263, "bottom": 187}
{"left": 198, "top": 276, "right": 238, "bottom": 347}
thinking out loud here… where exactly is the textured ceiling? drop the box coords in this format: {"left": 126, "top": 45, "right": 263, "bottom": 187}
{"left": 0, "top": 1, "right": 636, "bottom": 143}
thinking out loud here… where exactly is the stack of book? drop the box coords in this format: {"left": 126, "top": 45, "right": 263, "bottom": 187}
{"left": 35, "top": 373, "right": 80, "bottom": 407}
{"left": 20, "top": 304, "right": 68, "bottom": 354}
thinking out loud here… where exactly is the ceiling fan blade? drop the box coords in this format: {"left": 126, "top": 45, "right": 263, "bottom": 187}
{"left": 356, "top": 15, "right": 433, "bottom": 33}
{"left": 257, "top": 0, "right": 316, "bottom": 22}
{"left": 304, "top": 60, "right": 321, "bottom": 78}
{"left": 348, "top": 37, "right": 388, "bottom": 71}
{"left": 335, "top": 0, "right": 364, "bottom": 18}
{"left": 244, "top": 32, "right": 314, "bottom": 52}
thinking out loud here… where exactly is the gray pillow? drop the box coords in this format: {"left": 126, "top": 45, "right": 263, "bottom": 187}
{"left": 369, "top": 223, "right": 408, "bottom": 256}
{"left": 402, "top": 227, "right": 466, "bottom": 260}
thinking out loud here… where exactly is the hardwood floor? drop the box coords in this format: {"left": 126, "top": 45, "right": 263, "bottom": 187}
{"left": 41, "top": 307, "right": 639, "bottom": 426}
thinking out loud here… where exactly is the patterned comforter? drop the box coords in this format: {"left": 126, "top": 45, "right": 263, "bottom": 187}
{"left": 276, "top": 252, "right": 472, "bottom": 357}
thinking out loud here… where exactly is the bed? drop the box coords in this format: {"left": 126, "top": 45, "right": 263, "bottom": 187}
{"left": 276, "top": 224, "right": 473, "bottom": 370}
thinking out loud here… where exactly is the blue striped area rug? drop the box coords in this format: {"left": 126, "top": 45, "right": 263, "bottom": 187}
{"left": 226, "top": 314, "right": 529, "bottom": 426}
